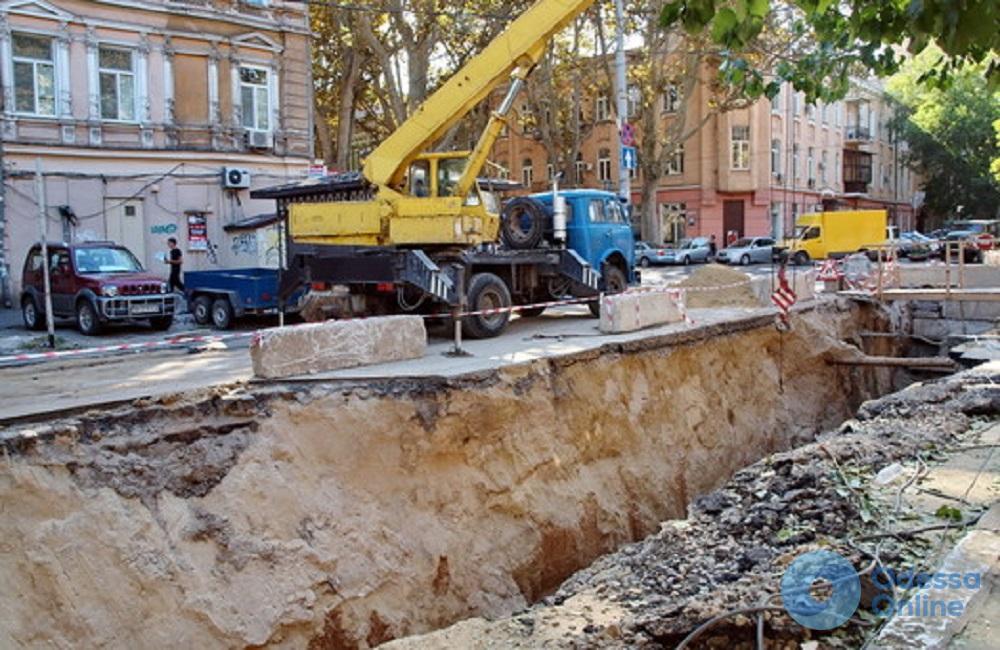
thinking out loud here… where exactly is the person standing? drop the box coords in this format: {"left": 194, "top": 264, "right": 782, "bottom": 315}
{"left": 166, "top": 237, "right": 184, "bottom": 293}
{"left": 709, "top": 234, "right": 718, "bottom": 259}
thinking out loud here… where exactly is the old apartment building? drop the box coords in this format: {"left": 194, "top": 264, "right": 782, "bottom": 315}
{"left": 493, "top": 73, "right": 920, "bottom": 245}
{"left": 0, "top": 0, "right": 312, "bottom": 298}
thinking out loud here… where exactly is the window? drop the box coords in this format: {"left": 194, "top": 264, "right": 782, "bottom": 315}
{"left": 770, "top": 139, "right": 781, "bottom": 176}
{"left": 574, "top": 152, "right": 586, "bottom": 185}
{"left": 12, "top": 33, "right": 55, "bottom": 116}
{"left": 820, "top": 151, "right": 828, "bottom": 184}
{"left": 597, "top": 148, "right": 612, "bottom": 182}
{"left": 793, "top": 92, "right": 801, "bottom": 116}
{"left": 521, "top": 158, "right": 534, "bottom": 187}
{"left": 730, "top": 126, "right": 750, "bottom": 170}
{"left": 771, "top": 85, "right": 783, "bottom": 114}
{"left": 240, "top": 66, "right": 271, "bottom": 131}
{"left": 805, "top": 102, "right": 814, "bottom": 121}
{"left": 836, "top": 152, "right": 841, "bottom": 185}
{"left": 520, "top": 102, "right": 534, "bottom": 127}
{"left": 595, "top": 94, "right": 610, "bottom": 122}
{"left": 820, "top": 103, "right": 828, "bottom": 123}
{"left": 792, "top": 144, "right": 800, "bottom": 179}
{"left": 807, "top": 147, "right": 815, "bottom": 182}
{"left": 627, "top": 84, "right": 641, "bottom": 118}
{"left": 667, "top": 144, "right": 684, "bottom": 175}
{"left": 438, "top": 158, "right": 465, "bottom": 196}
{"left": 98, "top": 46, "right": 136, "bottom": 121}
{"left": 496, "top": 160, "right": 510, "bottom": 181}
{"left": 546, "top": 162, "right": 555, "bottom": 181}
{"left": 588, "top": 200, "right": 606, "bottom": 222}
{"left": 499, "top": 122, "right": 509, "bottom": 138}
{"left": 663, "top": 83, "right": 680, "bottom": 113}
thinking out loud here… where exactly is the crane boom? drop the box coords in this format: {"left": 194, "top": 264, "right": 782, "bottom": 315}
{"left": 364, "top": 0, "right": 595, "bottom": 189}
{"left": 289, "top": 0, "right": 595, "bottom": 248}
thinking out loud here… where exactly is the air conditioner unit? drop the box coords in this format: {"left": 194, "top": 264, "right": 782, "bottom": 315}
{"left": 223, "top": 167, "right": 251, "bottom": 189}
{"left": 246, "top": 130, "right": 273, "bottom": 150}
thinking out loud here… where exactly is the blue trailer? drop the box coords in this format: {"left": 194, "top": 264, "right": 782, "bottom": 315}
{"left": 185, "top": 268, "right": 300, "bottom": 329}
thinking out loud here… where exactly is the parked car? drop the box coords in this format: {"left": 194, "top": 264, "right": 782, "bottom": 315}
{"left": 634, "top": 242, "right": 674, "bottom": 267}
{"left": 942, "top": 231, "right": 985, "bottom": 263}
{"left": 899, "top": 231, "right": 938, "bottom": 260}
{"left": 20, "top": 241, "right": 175, "bottom": 335}
{"left": 716, "top": 237, "right": 776, "bottom": 265}
{"left": 660, "top": 237, "right": 713, "bottom": 265}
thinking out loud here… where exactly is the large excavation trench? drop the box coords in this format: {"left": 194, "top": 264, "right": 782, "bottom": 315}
{"left": 0, "top": 302, "right": 906, "bottom": 648}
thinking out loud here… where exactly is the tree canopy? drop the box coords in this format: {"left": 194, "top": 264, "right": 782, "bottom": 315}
{"left": 660, "top": 0, "right": 1000, "bottom": 103}
{"left": 886, "top": 48, "right": 1000, "bottom": 221}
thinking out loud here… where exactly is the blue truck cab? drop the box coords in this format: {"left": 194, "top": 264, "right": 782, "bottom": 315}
{"left": 528, "top": 189, "right": 638, "bottom": 286}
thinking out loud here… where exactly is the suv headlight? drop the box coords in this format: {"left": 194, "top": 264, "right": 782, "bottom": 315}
{"left": 161, "top": 283, "right": 170, "bottom": 294}
{"left": 102, "top": 286, "right": 119, "bottom": 297}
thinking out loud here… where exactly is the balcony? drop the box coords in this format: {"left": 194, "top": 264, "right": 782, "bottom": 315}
{"left": 844, "top": 125, "right": 872, "bottom": 142}
{"left": 843, "top": 149, "right": 872, "bottom": 195}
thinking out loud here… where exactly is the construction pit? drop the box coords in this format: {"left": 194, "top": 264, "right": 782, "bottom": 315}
{"left": 1, "top": 268, "right": 997, "bottom": 649}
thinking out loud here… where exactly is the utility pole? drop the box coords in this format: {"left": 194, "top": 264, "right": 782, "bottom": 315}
{"left": 0, "top": 58, "right": 8, "bottom": 307}
{"left": 35, "top": 158, "right": 55, "bottom": 348}
{"left": 613, "top": 0, "right": 630, "bottom": 203}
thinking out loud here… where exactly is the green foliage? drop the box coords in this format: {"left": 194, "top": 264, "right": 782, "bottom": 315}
{"left": 661, "top": 0, "right": 1000, "bottom": 101}
{"left": 887, "top": 49, "right": 1000, "bottom": 220}
{"left": 934, "top": 505, "right": 963, "bottom": 523}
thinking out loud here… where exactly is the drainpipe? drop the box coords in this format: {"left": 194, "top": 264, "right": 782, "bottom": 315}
{"left": 0, "top": 60, "right": 9, "bottom": 307}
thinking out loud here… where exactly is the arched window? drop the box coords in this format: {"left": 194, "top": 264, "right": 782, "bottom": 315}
{"left": 521, "top": 158, "right": 534, "bottom": 187}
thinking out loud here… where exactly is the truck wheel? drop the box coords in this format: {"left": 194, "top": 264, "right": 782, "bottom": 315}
{"left": 793, "top": 251, "right": 810, "bottom": 266}
{"left": 500, "top": 197, "right": 546, "bottom": 250}
{"left": 211, "top": 297, "right": 234, "bottom": 330}
{"left": 149, "top": 316, "right": 173, "bottom": 331}
{"left": 519, "top": 306, "right": 546, "bottom": 318}
{"left": 192, "top": 295, "right": 213, "bottom": 326}
{"left": 462, "top": 273, "right": 512, "bottom": 339}
{"left": 76, "top": 300, "right": 102, "bottom": 336}
{"left": 22, "top": 297, "right": 45, "bottom": 331}
{"left": 589, "top": 265, "right": 627, "bottom": 317}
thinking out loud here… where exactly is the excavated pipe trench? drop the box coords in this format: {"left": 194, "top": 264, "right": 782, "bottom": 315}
{"left": 0, "top": 301, "right": 919, "bottom": 648}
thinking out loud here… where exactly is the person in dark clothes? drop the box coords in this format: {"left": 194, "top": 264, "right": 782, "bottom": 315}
{"left": 166, "top": 237, "right": 184, "bottom": 292}
{"left": 709, "top": 234, "right": 718, "bottom": 259}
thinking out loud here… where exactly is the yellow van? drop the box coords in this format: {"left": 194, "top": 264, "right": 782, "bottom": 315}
{"left": 781, "top": 210, "right": 888, "bottom": 264}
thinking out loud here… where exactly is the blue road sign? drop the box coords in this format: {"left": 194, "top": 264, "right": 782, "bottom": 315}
{"left": 621, "top": 146, "right": 637, "bottom": 170}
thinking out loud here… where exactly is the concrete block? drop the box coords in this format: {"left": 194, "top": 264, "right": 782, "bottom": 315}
{"left": 600, "top": 290, "right": 686, "bottom": 334}
{"left": 748, "top": 270, "right": 816, "bottom": 308}
{"left": 985, "top": 250, "right": 1000, "bottom": 267}
{"left": 913, "top": 317, "right": 996, "bottom": 341}
{"left": 898, "top": 266, "right": 1000, "bottom": 289}
{"left": 251, "top": 315, "right": 427, "bottom": 379}
{"left": 942, "top": 301, "right": 1000, "bottom": 321}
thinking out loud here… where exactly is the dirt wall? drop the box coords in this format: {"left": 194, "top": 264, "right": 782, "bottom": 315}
{"left": 0, "top": 302, "right": 896, "bottom": 648}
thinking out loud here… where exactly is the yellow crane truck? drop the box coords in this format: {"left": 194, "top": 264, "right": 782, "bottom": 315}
{"left": 253, "top": 0, "right": 639, "bottom": 338}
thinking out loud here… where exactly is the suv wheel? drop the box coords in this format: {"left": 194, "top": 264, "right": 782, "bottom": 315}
{"left": 22, "top": 297, "right": 45, "bottom": 331}
{"left": 76, "top": 300, "right": 103, "bottom": 336}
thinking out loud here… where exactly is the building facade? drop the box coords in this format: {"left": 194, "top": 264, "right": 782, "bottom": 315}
{"left": 493, "top": 73, "right": 920, "bottom": 246}
{"left": 0, "top": 0, "right": 312, "bottom": 300}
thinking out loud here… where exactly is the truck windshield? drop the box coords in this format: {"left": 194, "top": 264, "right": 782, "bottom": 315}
{"left": 437, "top": 158, "right": 467, "bottom": 197}
{"left": 75, "top": 247, "right": 143, "bottom": 274}
{"left": 795, "top": 226, "right": 821, "bottom": 241}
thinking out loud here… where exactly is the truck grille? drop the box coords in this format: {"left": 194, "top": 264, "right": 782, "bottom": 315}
{"left": 120, "top": 284, "right": 161, "bottom": 295}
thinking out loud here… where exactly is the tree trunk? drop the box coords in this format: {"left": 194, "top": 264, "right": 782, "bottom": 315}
{"left": 641, "top": 179, "right": 661, "bottom": 243}
{"left": 314, "top": 99, "right": 333, "bottom": 166}
{"left": 334, "top": 46, "right": 361, "bottom": 171}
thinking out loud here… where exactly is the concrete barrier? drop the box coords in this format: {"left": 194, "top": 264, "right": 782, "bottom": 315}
{"left": 251, "top": 315, "right": 427, "bottom": 379}
{"left": 750, "top": 270, "right": 817, "bottom": 307}
{"left": 985, "top": 250, "right": 1000, "bottom": 267}
{"left": 600, "top": 290, "right": 686, "bottom": 334}
{"left": 898, "top": 265, "right": 1000, "bottom": 289}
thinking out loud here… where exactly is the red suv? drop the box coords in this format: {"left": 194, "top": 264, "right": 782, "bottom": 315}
{"left": 21, "top": 242, "right": 175, "bottom": 335}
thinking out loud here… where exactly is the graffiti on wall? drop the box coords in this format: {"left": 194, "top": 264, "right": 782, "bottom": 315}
{"left": 228, "top": 224, "right": 282, "bottom": 268}
{"left": 231, "top": 232, "right": 258, "bottom": 257}
{"left": 150, "top": 223, "right": 178, "bottom": 235}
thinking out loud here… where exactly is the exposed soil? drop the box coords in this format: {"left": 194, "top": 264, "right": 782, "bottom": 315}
{"left": 678, "top": 265, "right": 761, "bottom": 309}
{"left": 0, "top": 301, "right": 899, "bottom": 648}
{"left": 390, "top": 363, "right": 1000, "bottom": 649}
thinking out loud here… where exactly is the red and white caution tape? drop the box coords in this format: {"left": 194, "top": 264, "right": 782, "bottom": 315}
{"left": 0, "top": 279, "right": 759, "bottom": 366}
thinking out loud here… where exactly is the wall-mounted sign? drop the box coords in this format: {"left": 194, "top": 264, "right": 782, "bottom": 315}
{"left": 187, "top": 213, "right": 208, "bottom": 251}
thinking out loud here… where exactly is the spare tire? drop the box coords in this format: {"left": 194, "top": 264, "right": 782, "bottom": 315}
{"left": 500, "top": 197, "right": 546, "bottom": 249}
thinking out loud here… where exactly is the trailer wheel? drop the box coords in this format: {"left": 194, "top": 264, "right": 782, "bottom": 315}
{"left": 500, "top": 197, "right": 546, "bottom": 250}
{"left": 462, "top": 273, "right": 512, "bottom": 339}
{"left": 589, "top": 265, "right": 627, "bottom": 317}
{"left": 192, "top": 295, "right": 213, "bottom": 326}
{"left": 211, "top": 297, "right": 234, "bottom": 330}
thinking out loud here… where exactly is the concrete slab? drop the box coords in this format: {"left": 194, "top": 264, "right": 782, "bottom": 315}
{"left": 599, "top": 289, "right": 686, "bottom": 333}
{"left": 898, "top": 266, "right": 1000, "bottom": 289}
{"left": 250, "top": 315, "right": 427, "bottom": 379}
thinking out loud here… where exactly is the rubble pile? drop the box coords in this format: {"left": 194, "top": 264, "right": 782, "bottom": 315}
{"left": 392, "top": 363, "right": 999, "bottom": 649}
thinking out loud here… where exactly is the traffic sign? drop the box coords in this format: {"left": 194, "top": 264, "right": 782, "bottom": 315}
{"left": 621, "top": 146, "right": 637, "bottom": 170}
{"left": 620, "top": 122, "right": 636, "bottom": 147}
